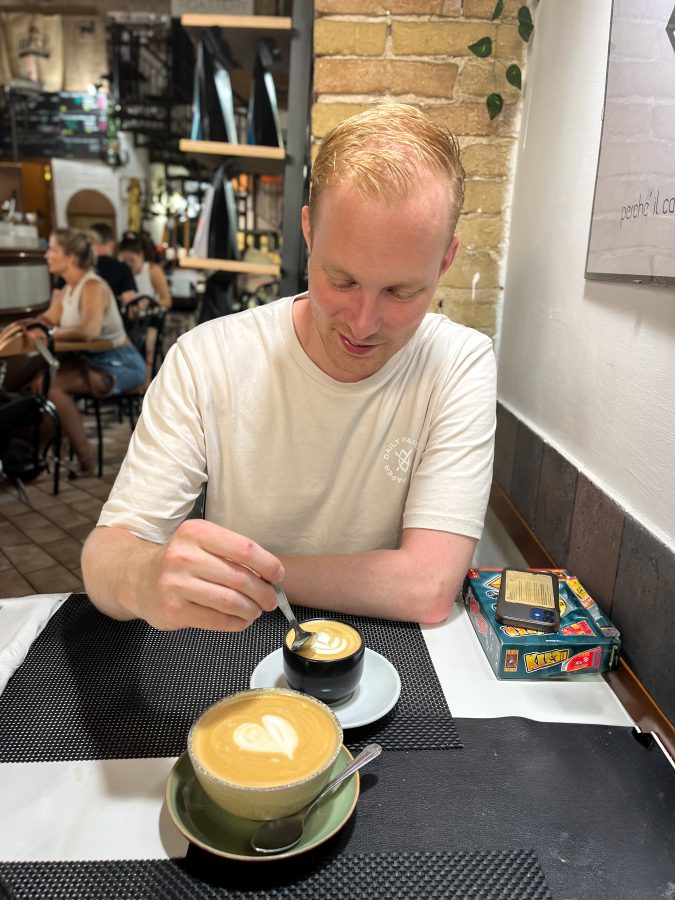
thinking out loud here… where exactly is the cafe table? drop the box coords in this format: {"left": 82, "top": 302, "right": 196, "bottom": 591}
{"left": 0, "top": 591, "right": 673, "bottom": 900}
{"left": 0, "top": 330, "right": 114, "bottom": 357}
{"left": 0, "top": 329, "right": 113, "bottom": 393}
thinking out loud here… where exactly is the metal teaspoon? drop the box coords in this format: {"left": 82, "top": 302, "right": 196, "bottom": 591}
{"left": 272, "top": 582, "right": 316, "bottom": 652}
{"left": 250, "top": 743, "right": 382, "bottom": 854}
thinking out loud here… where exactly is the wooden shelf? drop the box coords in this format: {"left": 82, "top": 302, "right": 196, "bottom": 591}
{"left": 179, "top": 140, "right": 284, "bottom": 161}
{"left": 179, "top": 139, "right": 285, "bottom": 176}
{"left": 180, "top": 14, "right": 292, "bottom": 31}
{"left": 178, "top": 1, "right": 312, "bottom": 296}
{"left": 180, "top": 257, "right": 281, "bottom": 277}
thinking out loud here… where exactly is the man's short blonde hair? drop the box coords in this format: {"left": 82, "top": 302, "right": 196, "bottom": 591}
{"left": 309, "top": 101, "right": 465, "bottom": 239}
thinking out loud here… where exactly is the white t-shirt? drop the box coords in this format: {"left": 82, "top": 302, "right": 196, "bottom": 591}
{"left": 98, "top": 294, "right": 496, "bottom": 552}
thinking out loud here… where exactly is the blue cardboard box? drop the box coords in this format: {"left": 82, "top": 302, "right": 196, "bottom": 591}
{"left": 462, "top": 568, "right": 622, "bottom": 679}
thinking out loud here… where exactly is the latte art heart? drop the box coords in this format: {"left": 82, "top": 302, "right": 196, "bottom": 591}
{"left": 234, "top": 715, "right": 298, "bottom": 759}
{"left": 190, "top": 690, "right": 341, "bottom": 789}
{"left": 312, "top": 631, "right": 349, "bottom": 657}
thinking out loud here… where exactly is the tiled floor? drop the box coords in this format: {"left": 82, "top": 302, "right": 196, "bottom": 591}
{"left": 0, "top": 417, "right": 133, "bottom": 597}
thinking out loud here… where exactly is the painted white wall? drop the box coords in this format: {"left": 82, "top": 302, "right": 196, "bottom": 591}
{"left": 51, "top": 158, "right": 122, "bottom": 230}
{"left": 498, "top": 0, "right": 675, "bottom": 550}
{"left": 51, "top": 135, "right": 149, "bottom": 237}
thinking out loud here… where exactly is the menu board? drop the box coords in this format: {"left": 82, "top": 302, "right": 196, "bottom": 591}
{"left": 585, "top": 0, "right": 675, "bottom": 284}
{"left": 0, "top": 90, "right": 109, "bottom": 161}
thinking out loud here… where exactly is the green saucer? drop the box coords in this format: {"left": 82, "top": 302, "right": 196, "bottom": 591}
{"left": 165, "top": 746, "right": 359, "bottom": 862}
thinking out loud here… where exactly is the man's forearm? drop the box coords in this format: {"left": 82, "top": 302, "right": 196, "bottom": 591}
{"left": 82, "top": 524, "right": 475, "bottom": 628}
{"left": 279, "top": 549, "right": 420, "bottom": 621}
{"left": 280, "top": 530, "right": 476, "bottom": 625}
{"left": 82, "top": 525, "right": 160, "bottom": 620}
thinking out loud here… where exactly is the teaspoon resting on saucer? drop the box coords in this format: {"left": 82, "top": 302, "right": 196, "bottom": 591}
{"left": 250, "top": 742, "right": 382, "bottom": 854}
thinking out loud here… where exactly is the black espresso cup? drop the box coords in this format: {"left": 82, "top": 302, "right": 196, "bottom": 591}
{"left": 282, "top": 618, "right": 365, "bottom": 705}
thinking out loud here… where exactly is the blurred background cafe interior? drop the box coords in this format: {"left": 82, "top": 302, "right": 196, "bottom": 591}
{"left": 0, "top": 0, "right": 673, "bottom": 795}
{"left": 0, "top": 0, "right": 303, "bottom": 586}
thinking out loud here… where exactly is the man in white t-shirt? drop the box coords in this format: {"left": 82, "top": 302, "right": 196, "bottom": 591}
{"left": 82, "top": 102, "right": 496, "bottom": 632}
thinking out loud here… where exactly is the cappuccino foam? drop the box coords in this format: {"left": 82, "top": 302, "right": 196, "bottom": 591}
{"left": 287, "top": 619, "right": 362, "bottom": 661}
{"left": 191, "top": 691, "right": 339, "bottom": 788}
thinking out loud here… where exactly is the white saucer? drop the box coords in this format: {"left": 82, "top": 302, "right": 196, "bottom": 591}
{"left": 249, "top": 647, "right": 401, "bottom": 729}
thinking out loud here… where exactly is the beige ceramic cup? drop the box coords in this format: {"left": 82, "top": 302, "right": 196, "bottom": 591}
{"left": 187, "top": 687, "right": 343, "bottom": 821}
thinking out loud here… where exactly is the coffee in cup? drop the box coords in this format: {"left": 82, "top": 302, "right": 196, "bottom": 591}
{"left": 283, "top": 619, "right": 365, "bottom": 704}
{"left": 188, "top": 687, "right": 342, "bottom": 821}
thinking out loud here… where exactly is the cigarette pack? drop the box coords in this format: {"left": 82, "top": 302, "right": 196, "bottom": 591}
{"left": 462, "top": 568, "right": 622, "bottom": 680}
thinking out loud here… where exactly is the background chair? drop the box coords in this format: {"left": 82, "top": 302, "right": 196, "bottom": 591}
{"left": 123, "top": 294, "right": 167, "bottom": 398}
{"left": 0, "top": 324, "right": 62, "bottom": 498}
{"left": 74, "top": 296, "right": 167, "bottom": 477}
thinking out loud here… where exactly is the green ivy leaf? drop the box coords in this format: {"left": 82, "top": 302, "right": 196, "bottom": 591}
{"left": 468, "top": 36, "right": 493, "bottom": 58}
{"left": 491, "top": 0, "right": 504, "bottom": 20}
{"left": 505, "top": 64, "right": 522, "bottom": 89}
{"left": 518, "top": 5, "right": 534, "bottom": 42}
{"left": 486, "top": 93, "right": 504, "bottom": 119}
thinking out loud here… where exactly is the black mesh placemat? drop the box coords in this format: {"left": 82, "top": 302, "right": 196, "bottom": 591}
{"left": 0, "top": 849, "right": 551, "bottom": 900}
{"left": 0, "top": 594, "right": 460, "bottom": 762}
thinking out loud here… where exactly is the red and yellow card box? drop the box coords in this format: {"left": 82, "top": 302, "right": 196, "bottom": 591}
{"left": 462, "top": 569, "right": 622, "bottom": 679}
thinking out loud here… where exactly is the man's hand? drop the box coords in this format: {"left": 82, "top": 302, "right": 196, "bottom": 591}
{"left": 83, "top": 520, "right": 283, "bottom": 631}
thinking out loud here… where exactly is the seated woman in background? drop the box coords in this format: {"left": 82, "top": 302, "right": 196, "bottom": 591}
{"left": 21, "top": 228, "right": 145, "bottom": 474}
{"left": 118, "top": 232, "right": 171, "bottom": 310}
{"left": 118, "top": 232, "right": 172, "bottom": 387}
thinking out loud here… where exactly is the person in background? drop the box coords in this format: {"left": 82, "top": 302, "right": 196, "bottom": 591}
{"left": 89, "top": 222, "right": 137, "bottom": 305}
{"left": 118, "top": 231, "right": 172, "bottom": 387}
{"left": 13, "top": 228, "right": 146, "bottom": 475}
{"left": 52, "top": 223, "right": 137, "bottom": 306}
{"left": 83, "top": 101, "right": 496, "bottom": 631}
{"left": 118, "top": 233, "right": 171, "bottom": 310}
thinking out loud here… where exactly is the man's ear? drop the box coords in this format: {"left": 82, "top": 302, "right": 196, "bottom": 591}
{"left": 440, "top": 235, "right": 459, "bottom": 276}
{"left": 301, "top": 206, "right": 312, "bottom": 252}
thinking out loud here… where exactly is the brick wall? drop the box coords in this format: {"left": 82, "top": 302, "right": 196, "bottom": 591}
{"left": 312, "top": 0, "right": 528, "bottom": 338}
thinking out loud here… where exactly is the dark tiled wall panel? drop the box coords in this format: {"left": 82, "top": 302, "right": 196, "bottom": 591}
{"left": 510, "top": 422, "right": 543, "bottom": 527}
{"left": 611, "top": 516, "right": 675, "bottom": 723}
{"left": 495, "top": 402, "right": 674, "bottom": 724}
{"left": 534, "top": 444, "right": 578, "bottom": 567}
{"left": 566, "top": 474, "right": 624, "bottom": 618}
{"left": 493, "top": 404, "right": 518, "bottom": 494}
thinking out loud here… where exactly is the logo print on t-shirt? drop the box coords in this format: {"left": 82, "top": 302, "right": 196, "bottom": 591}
{"left": 383, "top": 436, "right": 419, "bottom": 484}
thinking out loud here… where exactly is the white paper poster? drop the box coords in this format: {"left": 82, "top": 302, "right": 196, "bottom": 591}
{"left": 586, "top": 0, "right": 675, "bottom": 284}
